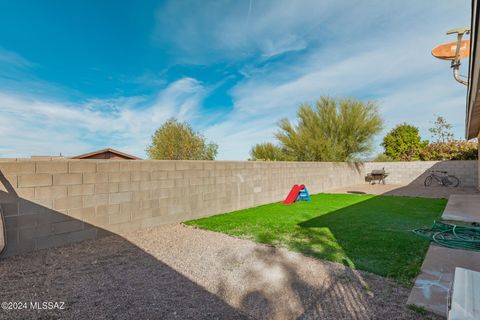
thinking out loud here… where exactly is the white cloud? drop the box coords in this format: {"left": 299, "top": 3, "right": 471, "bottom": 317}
{"left": 0, "top": 47, "right": 33, "bottom": 69}
{"left": 0, "top": 78, "right": 206, "bottom": 158}
{"left": 260, "top": 34, "right": 307, "bottom": 58}
{"left": 153, "top": 0, "right": 340, "bottom": 62}
{"left": 379, "top": 77, "right": 467, "bottom": 139}
{"left": 153, "top": 0, "right": 468, "bottom": 63}
{"left": 0, "top": 0, "right": 472, "bottom": 160}
{"left": 201, "top": 0, "right": 471, "bottom": 159}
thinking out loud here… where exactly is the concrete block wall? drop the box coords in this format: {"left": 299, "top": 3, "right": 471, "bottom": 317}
{"left": 364, "top": 160, "right": 478, "bottom": 187}
{"left": 0, "top": 159, "right": 364, "bottom": 256}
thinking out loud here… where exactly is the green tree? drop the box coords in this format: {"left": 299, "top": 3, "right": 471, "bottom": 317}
{"left": 382, "top": 123, "right": 428, "bottom": 160}
{"left": 146, "top": 118, "right": 218, "bottom": 160}
{"left": 429, "top": 115, "right": 454, "bottom": 143}
{"left": 250, "top": 143, "right": 289, "bottom": 161}
{"left": 274, "top": 97, "right": 383, "bottom": 161}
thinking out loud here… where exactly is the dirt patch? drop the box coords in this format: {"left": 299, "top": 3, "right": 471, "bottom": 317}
{"left": 0, "top": 224, "right": 440, "bottom": 319}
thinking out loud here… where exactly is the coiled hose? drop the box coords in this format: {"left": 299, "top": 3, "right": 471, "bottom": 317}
{"left": 413, "top": 221, "right": 480, "bottom": 251}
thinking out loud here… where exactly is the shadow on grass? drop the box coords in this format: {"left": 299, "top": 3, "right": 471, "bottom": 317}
{"left": 296, "top": 195, "right": 445, "bottom": 285}
{"left": 187, "top": 193, "right": 446, "bottom": 286}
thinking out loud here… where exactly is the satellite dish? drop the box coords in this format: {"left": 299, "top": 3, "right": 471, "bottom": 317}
{"left": 431, "top": 27, "right": 470, "bottom": 86}
{"left": 432, "top": 39, "right": 470, "bottom": 60}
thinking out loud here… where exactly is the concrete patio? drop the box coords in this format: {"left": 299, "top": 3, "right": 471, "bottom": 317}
{"left": 328, "top": 183, "right": 479, "bottom": 199}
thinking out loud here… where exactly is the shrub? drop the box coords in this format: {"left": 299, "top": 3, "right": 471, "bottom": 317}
{"left": 382, "top": 123, "right": 428, "bottom": 160}
{"left": 250, "top": 143, "right": 290, "bottom": 161}
{"left": 419, "top": 141, "right": 478, "bottom": 160}
{"left": 372, "top": 153, "right": 392, "bottom": 162}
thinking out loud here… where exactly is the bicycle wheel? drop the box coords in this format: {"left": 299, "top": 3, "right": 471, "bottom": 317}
{"left": 447, "top": 175, "right": 460, "bottom": 187}
{"left": 424, "top": 176, "right": 433, "bottom": 187}
{"left": 441, "top": 177, "right": 452, "bottom": 187}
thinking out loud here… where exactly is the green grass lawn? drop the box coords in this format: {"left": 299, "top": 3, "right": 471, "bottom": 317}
{"left": 185, "top": 193, "right": 446, "bottom": 286}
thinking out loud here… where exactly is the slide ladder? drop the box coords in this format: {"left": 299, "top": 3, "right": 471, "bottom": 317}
{"left": 297, "top": 186, "right": 310, "bottom": 202}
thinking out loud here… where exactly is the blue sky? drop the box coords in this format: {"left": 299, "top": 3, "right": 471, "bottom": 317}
{"left": 0, "top": 0, "right": 472, "bottom": 159}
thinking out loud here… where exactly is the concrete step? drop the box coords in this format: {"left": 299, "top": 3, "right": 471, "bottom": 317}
{"left": 442, "top": 194, "right": 480, "bottom": 223}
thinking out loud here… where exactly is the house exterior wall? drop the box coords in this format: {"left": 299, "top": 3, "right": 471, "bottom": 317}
{"left": 466, "top": 0, "right": 480, "bottom": 139}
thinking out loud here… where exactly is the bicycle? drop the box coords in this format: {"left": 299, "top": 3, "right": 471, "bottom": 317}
{"left": 424, "top": 170, "right": 460, "bottom": 187}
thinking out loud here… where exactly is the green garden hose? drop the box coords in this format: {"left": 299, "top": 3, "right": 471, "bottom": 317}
{"left": 413, "top": 221, "right": 480, "bottom": 251}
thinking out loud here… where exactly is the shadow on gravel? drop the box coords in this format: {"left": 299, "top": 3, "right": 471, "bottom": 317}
{"left": 221, "top": 246, "right": 438, "bottom": 320}
{"left": 0, "top": 234, "right": 250, "bottom": 320}
{"left": 239, "top": 247, "right": 372, "bottom": 319}
{"left": 0, "top": 170, "right": 249, "bottom": 320}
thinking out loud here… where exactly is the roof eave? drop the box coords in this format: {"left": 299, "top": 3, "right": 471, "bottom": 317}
{"left": 466, "top": 0, "right": 480, "bottom": 139}
{"left": 71, "top": 148, "right": 142, "bottom": 160}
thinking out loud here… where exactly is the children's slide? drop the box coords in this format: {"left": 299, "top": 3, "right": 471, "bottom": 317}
{"left": 282, "top": 184, "right": 305, "bottom": 204}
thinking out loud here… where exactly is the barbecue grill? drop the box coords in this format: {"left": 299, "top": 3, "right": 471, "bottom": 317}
{"left": 367, "top": 168, "right": 389, "bottom": 184}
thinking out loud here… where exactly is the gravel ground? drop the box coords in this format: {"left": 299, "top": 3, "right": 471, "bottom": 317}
{"left": 0, "top": 224, "right": 441, "bottom": 320}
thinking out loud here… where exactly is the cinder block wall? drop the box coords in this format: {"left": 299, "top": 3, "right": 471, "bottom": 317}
{"left": 364, "top": 160, "right": 478, "bottom": 187}
{"left": 0, "top": 159, "right": 364, "bottom": 256}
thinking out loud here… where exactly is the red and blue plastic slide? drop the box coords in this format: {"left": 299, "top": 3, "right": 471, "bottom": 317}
{"left": 282, "top": 184, "right": 305, "bottom": 205}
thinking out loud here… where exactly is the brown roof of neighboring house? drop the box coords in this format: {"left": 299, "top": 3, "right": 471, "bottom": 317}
{"left": 71, "top": 148, "right": 142, "bottom": 160}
